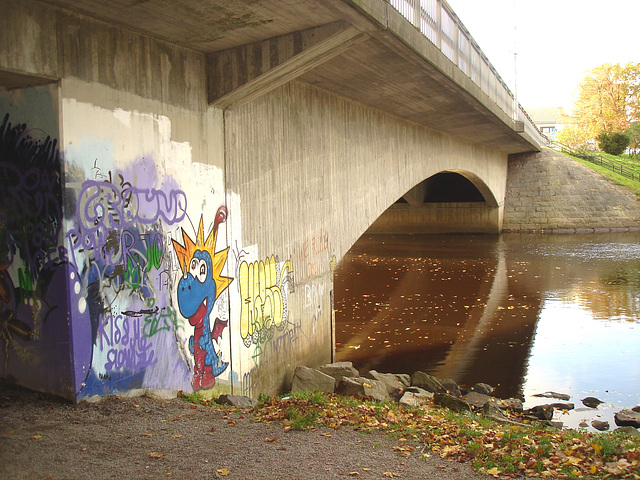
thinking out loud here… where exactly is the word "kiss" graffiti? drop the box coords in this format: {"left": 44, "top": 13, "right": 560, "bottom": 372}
{"left": 98, "top": 313, "right": 156, "bottom": 372}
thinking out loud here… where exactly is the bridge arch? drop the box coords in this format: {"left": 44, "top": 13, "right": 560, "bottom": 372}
{"left": 399, "top": 170, "right": 499, "bottom": 207}
{"left": 226, "top": 81, "right": 508, "bottom": 264}
{"left": 367, "top": 169, "right": 503, "bottom": 236}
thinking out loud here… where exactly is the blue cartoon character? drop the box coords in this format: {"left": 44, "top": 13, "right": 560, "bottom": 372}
{"left": 172, "top": 207, "right": 232, "bottom": 390}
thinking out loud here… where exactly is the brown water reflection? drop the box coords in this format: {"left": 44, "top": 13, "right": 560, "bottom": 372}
{"left": 334, "top": 233, "right": 640, "bottom": 403}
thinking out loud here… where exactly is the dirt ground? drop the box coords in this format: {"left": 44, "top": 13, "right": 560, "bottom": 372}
{"left": 0, "top": 380, "right": 503, "bottom": 480}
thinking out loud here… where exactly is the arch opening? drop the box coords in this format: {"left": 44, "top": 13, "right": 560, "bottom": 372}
{"left": 397, "top": 172, "right": 485, "bottom": 204}
{"left": 397, "top": 171, "right": 499, "bottom": 208}
{"left": 368, "top": 170, "right": 503, "bottom": 235}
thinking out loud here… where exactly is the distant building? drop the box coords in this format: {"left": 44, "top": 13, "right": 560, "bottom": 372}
{"left": 527, "top": 107, "right": 570, "bottom": 141}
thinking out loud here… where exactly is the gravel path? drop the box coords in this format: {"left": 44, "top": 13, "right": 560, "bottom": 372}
{"left": 0, "top": 381, "right": 496, "bottom": 480}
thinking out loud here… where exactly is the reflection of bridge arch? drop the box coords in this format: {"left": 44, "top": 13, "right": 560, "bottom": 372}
{"left": 335, "top": 235, "right": 541, "bottom": 398}
{"left": 368, "top": 169, "right": 503, "bottom": 235}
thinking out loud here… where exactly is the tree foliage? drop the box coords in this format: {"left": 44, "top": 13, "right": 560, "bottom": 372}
{"left": 625, "top": 121, "right": 640, "bottom": 158}
{"left": 556, "top": 125, "right": 591, "bottom": 150}
{"left": 596, "top": 131, "right": 630, "bottom": 155}
{"left": 571, "top": 63, "right": 640, "bottom": 140}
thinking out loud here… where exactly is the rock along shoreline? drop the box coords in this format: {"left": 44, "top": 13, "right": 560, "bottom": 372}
{"left": 255, "top": 362, "right": 640, "bottom": 435}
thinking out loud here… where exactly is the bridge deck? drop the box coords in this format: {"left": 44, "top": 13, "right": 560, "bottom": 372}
{"left": 40, "top": 0, "right": 541, "bottom": 154}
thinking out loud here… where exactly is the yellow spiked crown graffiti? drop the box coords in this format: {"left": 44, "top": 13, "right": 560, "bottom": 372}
{"left": 172, "top": 210, "right": 232, "bottom": 299}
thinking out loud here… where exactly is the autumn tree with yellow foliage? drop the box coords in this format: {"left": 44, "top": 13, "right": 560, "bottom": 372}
{"left": 571, "top": 63, "right": 640, "bottom": 139}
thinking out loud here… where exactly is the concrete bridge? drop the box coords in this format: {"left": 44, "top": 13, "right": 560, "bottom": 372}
{"left": 0, "top": 0, "right": 546, "bottom": 400}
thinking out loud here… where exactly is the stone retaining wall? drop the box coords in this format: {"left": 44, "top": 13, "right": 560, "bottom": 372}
{"left": 503, "top": 149, "right": 640, "bottom": 233}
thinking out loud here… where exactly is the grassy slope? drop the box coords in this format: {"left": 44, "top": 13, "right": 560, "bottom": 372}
{"left": 563, "top": 150, "right": 640, "bottom": 196}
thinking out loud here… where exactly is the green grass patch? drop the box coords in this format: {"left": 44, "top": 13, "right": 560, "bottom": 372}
{"left": 285, "top": 406, "right": 319, "bottom": 430}
{"left": 177, "top": 390, "right": 210, "bottom": 406}
{"left": 253, "top": 390, "right": 640, "bottom": 478}
{"left": 563, "top": 151, "right": 640, "bottom": 196}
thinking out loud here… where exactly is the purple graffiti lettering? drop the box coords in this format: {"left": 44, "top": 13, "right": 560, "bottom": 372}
{"left": 99, "top": 313, "right": 156, "bottom": 372}
{"left": 132, "top": 188, "right": 187, "bottom": 224}
{"left": 105, "top": 338, "right": 155, "bottom": 371}
{"left": 98, "top": 313, "right": 113, "bottom": 350}
{"left": 121, "top": 230, "right": 137, "bottom": 270}
{"left": 77, "top": 180, "right": 187, "bottom": 235}
{"left": 78, "top": 181, "right": 122, "bottom": 233}
{"left": 29, "top": 245, "right": 68, "bottom": 272}
{"left": 270, "top": 319, "right": 302, "bottom": 355}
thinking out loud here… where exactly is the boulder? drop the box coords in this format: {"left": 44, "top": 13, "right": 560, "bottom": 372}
{"left": 462, "top": 391, "right": 491, "bottom": 410}
{"left": 440, "top": 378, "right": 462, "bottom": 397}
{"left": 482, "top": 400, "right": 507, "bottom": 420}
{"left": 336, "top": 376, "right": 389, "bottom": 402}
{"left": 615, "top": 409, "right": 640, "bottom": 428}
{"left": 411, "top": 371, "right": 443, "bottom": 393}
{"left": 396, "top": 374, "right": 411, "bottom": 388}
{"left": 497, "top": 398, "right": 523, "bottom": 413}
{"left": 591, "top": 420, "right": 610, "bottom": 431}
{"left": 318, "top": 362, "right": 359, "bottom": 386}
{"left": 616, "top": 426, "right": 640, "bottom": 438}
{"left": 217, "top": 394, "right": 257, "bottom": 408}
{"left": 470, "top": 383, "right": 494, "bottom": 395}
{"left": 405, "top": 386, "right": 432, "bottom": 395}
{"left": 524, "top": 404, "right": 554, "bottom": 421}
{"left": 533, "top": 391, "right": 571, "bottom": 401}
{"left": 399, "top": 390, "right": 433, "bottom": 407}
{"left": 291, "top": 366, "right": 335, "bottom": 394}
{"left": 433, "top": 392, "right": 471, "bottom": 413}
{"left": 364, "top": 370, "right": 405, "bottom": 396}
{"left": 550, "top": 402, "right": 574, "bottom": 411}
{"left": 582, "top": 397, "right": 604, "bottom": 408}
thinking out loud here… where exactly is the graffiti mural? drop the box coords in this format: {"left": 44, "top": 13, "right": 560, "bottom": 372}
{"left": 1, "top": 89, "right": 328, "bottom": 400}
{"left": 63, "top": 152, "right": 194, "bottom": 397}
{"left": 172, "top": 207, "right": 232, "bottom": 390}
{"left": 66, "top": 161, "right": 186, "bottom": 302}
{"left": 238, "top": 254, "right": 294, "bottom": 347}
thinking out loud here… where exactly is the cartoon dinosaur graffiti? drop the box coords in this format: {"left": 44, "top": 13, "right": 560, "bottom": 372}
{"left": 172, "top": 207, "right": 232, "bottom": 391}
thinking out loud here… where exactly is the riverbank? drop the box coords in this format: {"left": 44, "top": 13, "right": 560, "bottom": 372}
{"left": 0, "top": 380, "right": 493, "bottom": 480}
{"left": 2, "top": 379, "right": 639, "bottom": 479}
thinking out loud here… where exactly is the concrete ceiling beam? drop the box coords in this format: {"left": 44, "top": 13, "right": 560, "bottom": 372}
{"left": 207, "top": 21, "right": 368, "bottom": 108}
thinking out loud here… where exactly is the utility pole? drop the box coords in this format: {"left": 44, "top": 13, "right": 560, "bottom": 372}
{"left": 513, "top": 0, "right": 519, "bottom": 121}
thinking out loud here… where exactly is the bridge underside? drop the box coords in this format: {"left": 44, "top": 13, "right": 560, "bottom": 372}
{"left": 367, "top": 172, "right": 502, "bottom": 234}
{"left": 0, "top": 0, "right": 537, "bottom": 402}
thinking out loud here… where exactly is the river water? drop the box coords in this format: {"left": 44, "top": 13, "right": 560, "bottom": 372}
{"left": 334, "top": 233, "right": 640, "bottom": 431}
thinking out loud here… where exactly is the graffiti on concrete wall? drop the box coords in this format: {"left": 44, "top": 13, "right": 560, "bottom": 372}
{"left": 0, "top": 111, "right": 60, "bottom": 368}
{"left": 297, "top": 230, "right": 328, "bottom": 279}
{"left": 236, "top": 251, "right": 297, "bottom": 398}
{"left": 238, "top": 254, "right": 294, "bottom": 348}
{"left": 67, "top": 160, "right": 186, "bottom": 301}
{"left": 2, "top": 91, "right": 333, "bottom": 400}
{"left": 172, "top": 208, "right": 232, "bottom": 390}
{"left": 64, "top": 154, "right": 193, "bottom": 396}
{"left": 0, "top": 102, "right": 76, "bottom": 395}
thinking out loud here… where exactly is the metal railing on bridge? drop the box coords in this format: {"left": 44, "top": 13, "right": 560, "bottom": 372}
{"left": 387, "top": 0, "right": 547, "bottom": 147}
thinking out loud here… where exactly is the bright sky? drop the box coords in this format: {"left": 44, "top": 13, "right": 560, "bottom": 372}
{"left": 446, "top": 0, "right": 640, "bottom": 112}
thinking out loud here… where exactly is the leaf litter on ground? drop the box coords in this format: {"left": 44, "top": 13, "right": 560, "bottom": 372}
{"left": 244, "top": 391, "right": 640, "bottom": 479}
